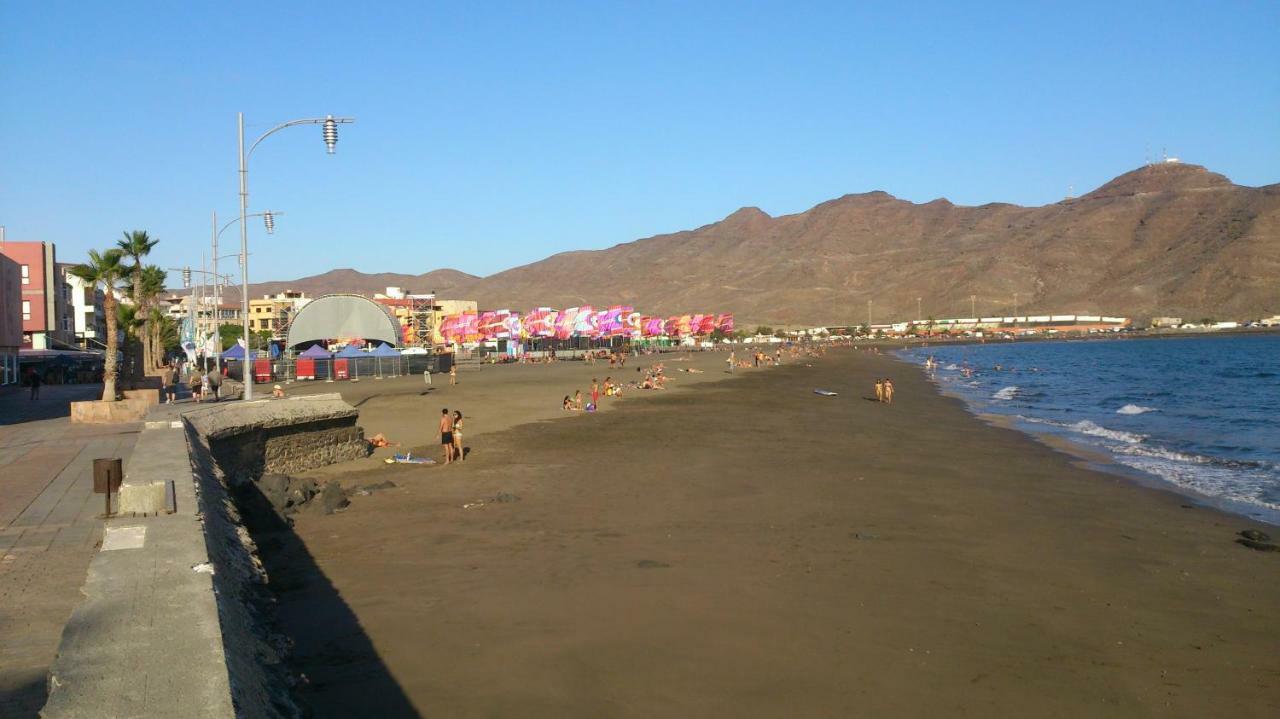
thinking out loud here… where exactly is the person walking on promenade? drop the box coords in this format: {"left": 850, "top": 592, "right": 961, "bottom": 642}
{"left": 207, "top": 365, "right": 222, "bottom": 402}
{"left": 439, "top": 407, "right": 455, "bottom": 464}
{"left": 28, "top": 367, "right": 41, "bottom": 400}
{"left": 449, "top": 363, "right": 457, "bottom": 386}
{"left": 452, "top": 410, "right": 465, "bottom": 462}
{"left": 189, "top": 368, "right": 203, "bottom": 403}
{"left": 161, "top": 363, "right": 176, "bottom": 404}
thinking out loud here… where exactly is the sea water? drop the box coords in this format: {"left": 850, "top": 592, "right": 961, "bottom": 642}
{"left": 899, "top": 335, "right": 1280, "bottom": 524}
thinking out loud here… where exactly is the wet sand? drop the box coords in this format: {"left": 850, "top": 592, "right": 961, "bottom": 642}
{"left": 271, "top": 349, "right": 1279, "bottom": 717}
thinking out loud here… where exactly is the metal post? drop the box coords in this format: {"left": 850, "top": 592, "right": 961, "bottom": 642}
{"left": 867, "top": 299, "right": 872, "bottom": 329}
{"left": 239, "top": 112, "right": 253, "bottom": 400}
{"left": 1014, "top": 292, "right": 1019, "bottom": 318}
{"left": 212, "top": 210, "right": 219, "bottom": 344}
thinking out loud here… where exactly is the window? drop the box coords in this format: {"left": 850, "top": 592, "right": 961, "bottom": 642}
{"left": 22, "top": 301, "right": 31, "bottom": 320}
{"left": 21, "top": 265, "right": 30, "bottom": 284}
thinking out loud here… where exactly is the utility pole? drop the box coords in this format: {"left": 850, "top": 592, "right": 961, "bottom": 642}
{"left": 916, "top": 297, "right": 922, "bottom": 321}
{"left": 1014, "top": 292, "right": 1019, "bottom": 318}
{"left": 867, "top": 299, "right": 872, "bottom": 329}
{"left": 970, "top": 294, "right": 977, "bottom": 318}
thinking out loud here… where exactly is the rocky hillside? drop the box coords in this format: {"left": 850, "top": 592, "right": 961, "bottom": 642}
{"left": 239, "top": 163, "right": 1279, "bottom": 325}
{"left": 461, "top": 163, "right": 1279, "bottom": 324}
{"left": 213, "top": 268, "right": 478, "bottom": 304}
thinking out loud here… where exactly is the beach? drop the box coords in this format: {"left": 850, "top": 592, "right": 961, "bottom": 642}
{"left": 268, "top": 348, "right": 1279, "bottom": 717}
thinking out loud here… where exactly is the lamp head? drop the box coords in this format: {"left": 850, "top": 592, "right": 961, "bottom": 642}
{"left": 323, "top": 115, "right": 338, "bottom": 154}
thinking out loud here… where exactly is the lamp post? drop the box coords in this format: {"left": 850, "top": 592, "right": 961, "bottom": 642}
{"left": 237, "top": 112, "right": 352, "bottom": 399}
{"left": 212, "top": 210, "right": 280, "bottom": 325}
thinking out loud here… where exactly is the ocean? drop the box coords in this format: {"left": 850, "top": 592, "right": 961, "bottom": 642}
{"left": 899, "top": 334, "right": 1280, "bottom": 524}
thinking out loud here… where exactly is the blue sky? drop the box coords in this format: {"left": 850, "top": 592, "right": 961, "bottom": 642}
{"left": 2, "top": 1, "right": 1277, "bottom": 283}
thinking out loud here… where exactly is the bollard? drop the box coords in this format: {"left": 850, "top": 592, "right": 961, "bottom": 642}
{"left": 93, "top": 458, "right": 123, "bottom": 518}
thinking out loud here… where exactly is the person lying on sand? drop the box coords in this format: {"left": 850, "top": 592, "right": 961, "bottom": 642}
{"left": 368, "top": 433, "right": 399, "bottom": 449}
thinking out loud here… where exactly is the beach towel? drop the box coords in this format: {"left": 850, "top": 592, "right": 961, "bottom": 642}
{"left": 813, "top": 389, "right": 839, "bottom": 396}
{"left": 384, "top": 453, "right": 436, "bottom": 465}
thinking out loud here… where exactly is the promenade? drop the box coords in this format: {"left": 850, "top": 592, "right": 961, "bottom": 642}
{"left": 0, "top": 384, "right": 140, "bottom": 717}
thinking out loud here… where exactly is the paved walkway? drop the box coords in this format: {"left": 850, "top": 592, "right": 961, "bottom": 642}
{"left": 0, "top": 384, "right": 141, "bottom": 717}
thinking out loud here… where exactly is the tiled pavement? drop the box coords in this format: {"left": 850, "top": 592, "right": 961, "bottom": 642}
{"left": 0, "top": 384, "right": 141, "bottom": 717}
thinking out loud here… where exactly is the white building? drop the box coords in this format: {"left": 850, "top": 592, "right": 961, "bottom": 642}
{"left": 60, "top": 264, "right": 107, "bottom": 350}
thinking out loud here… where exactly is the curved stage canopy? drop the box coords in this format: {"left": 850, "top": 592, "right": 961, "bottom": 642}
{"left": 285, "top": 294, "right": 401, "bottom": 348}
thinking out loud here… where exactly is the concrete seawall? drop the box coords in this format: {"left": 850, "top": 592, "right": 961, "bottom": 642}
{"left": 42, "top": 395, "right": 365, "bottom": 718}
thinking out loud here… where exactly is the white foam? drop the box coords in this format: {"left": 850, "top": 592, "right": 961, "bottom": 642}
{"left": 1116, "top": 404, "right": 1157, "bottom": 415}
{"left": 993, "top": 386, "right": 1019, "bottom": 400}
{"left": 944, "top": 363, "right": 960, "bottom": 371}
{"left": 1068, "top": 420, "right": 1146, "bottom": 444}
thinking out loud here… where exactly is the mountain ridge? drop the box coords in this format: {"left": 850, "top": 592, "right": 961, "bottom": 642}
{"left": 224, "top": 163, "right": 1280, "bottom": 324}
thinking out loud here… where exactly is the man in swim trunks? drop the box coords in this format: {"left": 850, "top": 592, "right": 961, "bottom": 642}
{"left": 439, "top": 407, "right": 454, "bottom": 464}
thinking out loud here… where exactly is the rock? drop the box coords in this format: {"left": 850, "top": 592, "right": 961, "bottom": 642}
{"left": 636, "top": 559, "right": 670, "bottom": 569}
{"left": 1235, "top": 538, "right": 1279, "bottom": 552}
{"left": 1240, "top": 529, "right": 1272, "bottom": 542}
{"left": 851, "top": 532, "right": 880, "bottom": 540}
{"left": 493, "top": 492, "right": 521, "bottom": 504}
{"left": 258, "top": 474, "right": 291, "bottom": 515}
{"left": 316, "top": 481, "right": 350, "bottom": 515}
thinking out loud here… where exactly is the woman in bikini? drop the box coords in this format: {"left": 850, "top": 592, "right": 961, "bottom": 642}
{"left": 452, "top": 411, "right": 465, "bottom": 461}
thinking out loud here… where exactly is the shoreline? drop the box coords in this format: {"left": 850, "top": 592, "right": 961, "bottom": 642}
{"left": 888, "top": 341, "right": 1280, "bottom": 527}
{"left": 266, "top": 347, "right": 1278, "bottom": 717}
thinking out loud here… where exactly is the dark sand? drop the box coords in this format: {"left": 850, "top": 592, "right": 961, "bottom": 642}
{"left": 268, "top": 349, "right": 1279, "bottom": 718}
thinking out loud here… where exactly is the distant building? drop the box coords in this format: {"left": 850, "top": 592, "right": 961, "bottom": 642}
{"left": 1150, "top": 316, "right": 1183, "bottom": 328}
{"left": 59, "top": 262, "right": 107, "bottom": 350}
{"left": 0, "top": 249, "right": 21, "bottom": 384}
{"left": 0, "top": 239, "right": 75, "bottom": 350}
{"left": 249, "top": 291, "right": 310, "bottom": 339}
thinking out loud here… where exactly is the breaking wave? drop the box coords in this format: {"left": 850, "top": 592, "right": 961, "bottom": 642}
{"left": 1116, "top": 404, "right": 1157, "bottom": 415}
{"left": 992, "top": 386, "right": 1019, "bottom": 400}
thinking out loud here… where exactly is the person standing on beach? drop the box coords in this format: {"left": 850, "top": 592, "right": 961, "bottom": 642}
{"left": 452, "top": 410, "right": 465, "bottom": 462}
{"left": 28, "top": 367, "right": 41, "bottom": 400}
{"left": 439, "top": 408, "right": 454, "bottom": 464}
{"left": 449, "top": 364, "right": 457, "bottom": 386}
{"left": 573, "top": 390, "right": 583, "bottom": 410}
{"left": 591, "top": 378, "right": 599, "bottom": 408}
{"left": 884, "top": 378, "right": 894, "bottom": 404}
{"left": 728, "top": 351, "right": 735, "bottom": 373}
{"left": 874, "top": 378, "right": 884, "bottom": 403}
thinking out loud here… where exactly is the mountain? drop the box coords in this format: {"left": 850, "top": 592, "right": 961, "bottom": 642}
{"left": 459, "top": 162, "right": 1280, "bottom": 325}
{"left": 212, "top": 268, "right": 478, "bottom": 304}
{"left": 230, "top": 163, "right": 1279, "bottom": 325}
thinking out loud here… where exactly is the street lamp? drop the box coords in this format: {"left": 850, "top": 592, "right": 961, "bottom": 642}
{"left": 237, "top": 112, "right": 353, "bottom": 399}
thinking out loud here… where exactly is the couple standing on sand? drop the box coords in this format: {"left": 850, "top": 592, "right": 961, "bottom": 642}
{"left": 439, "top": 408, "right": 465, "bottom": 464}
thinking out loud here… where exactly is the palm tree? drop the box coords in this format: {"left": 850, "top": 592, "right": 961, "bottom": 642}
{"left": 137, "top": 265, "right": 167, "bottom": 368}
{"left": 117, "top": 230, "right": 159, "bottom": 373}
{"left": 67, "top": 249, "right": 127, "bottom": 401}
